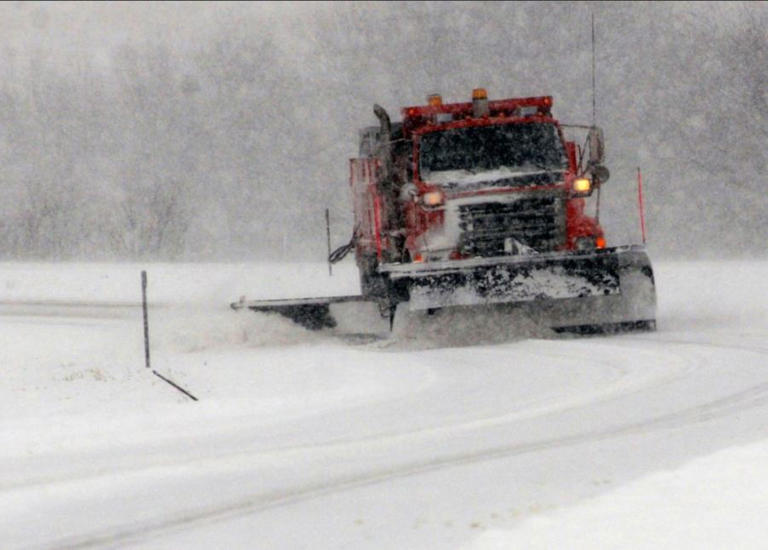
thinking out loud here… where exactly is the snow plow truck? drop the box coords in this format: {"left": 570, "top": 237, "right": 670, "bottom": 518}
{"left": 232, "top": 89, "right": 657, "bottom": 335}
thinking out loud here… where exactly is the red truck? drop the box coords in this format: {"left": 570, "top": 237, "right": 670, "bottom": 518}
{"left": 234, "top": 89, "right": 656, "bottom": 335}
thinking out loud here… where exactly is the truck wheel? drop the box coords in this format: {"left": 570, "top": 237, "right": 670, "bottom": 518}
{"left": 359, "top": 254, "right": 409, "bottom": 307}
{"left": 359, "top": 255, "right": 388, "bottom": 298}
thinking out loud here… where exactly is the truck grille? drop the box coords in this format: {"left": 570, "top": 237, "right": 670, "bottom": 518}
{"left": 458, "top": 195, "right": 563, "bottom": 257}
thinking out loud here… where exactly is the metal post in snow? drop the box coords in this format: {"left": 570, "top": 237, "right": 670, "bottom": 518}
{"left": 637, "top": 167, "right": 647, "bottom": 244}
{"left": 141, "top": 270, "right": 150, "bottom": 369}
{"left": 325, "top": 208, "right": 332, "bottom": 276}
{"left": 152, "top": 370, "right": 198, "bottom": 401}
{"left": 141, "top": 270, "right": 198, "bottom": 401}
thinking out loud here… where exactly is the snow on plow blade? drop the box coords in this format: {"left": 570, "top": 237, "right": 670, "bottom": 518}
{"left": 385, "top": 249, "right": 621, "bottom": 310}
{"left": 384, "top": 245, "right": 657, "bottom": 333}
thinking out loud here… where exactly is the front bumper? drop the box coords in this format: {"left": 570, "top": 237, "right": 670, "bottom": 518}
{"left": 380, "top": 246, "right": 650, "bottom": 310}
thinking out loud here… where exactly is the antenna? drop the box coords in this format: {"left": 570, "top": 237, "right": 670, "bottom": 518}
{"left": 591, "top": 11, "right": 596, "bottom": 126}
{"left": 591, "top": 11, "right": 600, "bottom": 224}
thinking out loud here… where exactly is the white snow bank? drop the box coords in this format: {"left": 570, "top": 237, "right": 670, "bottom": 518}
{"left": 0, "top": 261, "right": 360, "bottom": 307}
{"left": 466, "top": 439, "right": 768, "bottom": 550}
{"left": 2, "top": 259, "right": 768, "bottom": 550}
{"left": 150, "top": 307, "right": 325, "bottom": 352}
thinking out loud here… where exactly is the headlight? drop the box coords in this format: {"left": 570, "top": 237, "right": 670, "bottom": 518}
{"left": 421, "top": 190, "right": 445, "bottom": 207}
{"left": 573, "top": 177, "right": 591, "bottom": 194}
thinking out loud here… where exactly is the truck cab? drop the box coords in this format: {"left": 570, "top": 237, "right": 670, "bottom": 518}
{"left": 352, "top": 90, "right": 608, "bottom": 283}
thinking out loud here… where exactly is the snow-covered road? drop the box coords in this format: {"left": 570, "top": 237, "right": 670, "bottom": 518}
{"left": 1, "top": 261, "right": 767, "bottom": 549}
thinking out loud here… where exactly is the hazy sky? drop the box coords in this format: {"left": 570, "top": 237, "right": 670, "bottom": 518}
{"left": 0, "top": 2, "right": 764, "bottom": 261}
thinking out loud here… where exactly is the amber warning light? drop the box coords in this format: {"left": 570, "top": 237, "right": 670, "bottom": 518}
{"left": 472, "top": 88, "right": 489, "bottom": 117}
{"left": 427, "top": 94, "right": 443, "bottom": 107}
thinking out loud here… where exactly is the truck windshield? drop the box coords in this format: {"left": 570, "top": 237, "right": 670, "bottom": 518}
{"left": 419, "top": 123, "right": 567, "bottom": 185}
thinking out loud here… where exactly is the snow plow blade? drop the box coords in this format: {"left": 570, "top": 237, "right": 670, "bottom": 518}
{"left": 383, "top": 245, "right": 656, "bottom": 333}
{"left": 230, "top": 295, "right": 372, "bottom": 330}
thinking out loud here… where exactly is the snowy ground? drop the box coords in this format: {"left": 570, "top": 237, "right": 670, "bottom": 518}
{"left": 1, "top": 259, "right": 767, "bottom": 549}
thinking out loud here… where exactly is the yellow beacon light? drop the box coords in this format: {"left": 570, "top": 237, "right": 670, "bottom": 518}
{"left": 427, "top": 94, "right": 443, "bottom": 107}
{"left": 573, "top": 177, "right": 592, "bottom": 194}
{"left": 472, "top": 88, "right": 489, "bottom": 117}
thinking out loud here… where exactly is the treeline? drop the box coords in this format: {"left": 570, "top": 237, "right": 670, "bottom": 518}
{"left": 0, "top": 17, "right": 320, "bottom": 260}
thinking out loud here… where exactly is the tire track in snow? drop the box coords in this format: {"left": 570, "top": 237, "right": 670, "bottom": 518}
{"left": 37, "top": 343, "right": 768, "bottom": 550}
{"left": 0, "top": 335, "right": 686, "bottom": 494}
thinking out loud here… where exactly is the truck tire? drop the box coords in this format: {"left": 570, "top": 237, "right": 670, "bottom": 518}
{"left": 358, "top": 255, "right": 388, "bottom": 299}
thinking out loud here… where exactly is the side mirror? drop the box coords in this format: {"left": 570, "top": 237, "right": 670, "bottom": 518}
{"left": 590, "top": 163, "right": 610, "bottom": 184}
{"left": 586, "top": 127, "right": 609, "bottom": 184}
{"left": 587, "top": 126, "right": 605, "bottom": 165}
{"left": 399, "top": 183, "right": 418, "bottom": 202}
